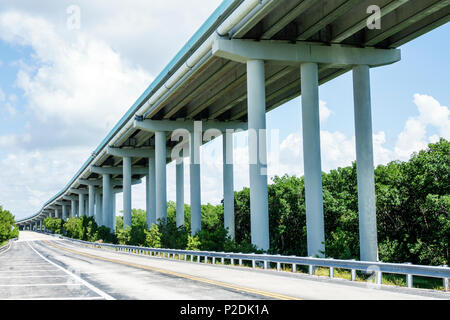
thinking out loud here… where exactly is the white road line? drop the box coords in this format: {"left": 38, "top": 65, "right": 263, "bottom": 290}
{"left": 0, "top": 275, "right": 69, "bottom": 279}
{"left": 0, "top": 283, "right": 83, "bottom": 287}
{"left": 0, "top": 264, "right": 53, "bottom": 267}
{"left": 6, "top": 296, "right": 105, "bottom": 301}
{"left": 0, "top": 269, "right": 60, "bottom": 273}
{"left": 27, "top": 241, "right": 115, "bottom": 300}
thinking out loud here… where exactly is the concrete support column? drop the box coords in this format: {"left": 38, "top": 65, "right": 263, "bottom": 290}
{"left": 88, "top": 185, "right": 95, "bottom": 218}
{"left": 155, "top": 131, "right": 167, "bottom": 224}
{"left": 95, "top": 190, "right": 102, "bottom": 226}
{"left": 353, "top": 65, "right": 378, "bottom": 262}
{"left": 301, "top": 62, "right": 325, "bottom": 258}
{"left": 146, "top": 156, "right": 156, "bottom": 228}
{"left": 247, "top": 59, "right": 269, "bottom": 251}
{"left": 102, "top": 174, "right": 112, "bottom": 229}
{"left": 39, "top": 220, "right": 42, "bottom": 231}
{"left": 62, "top": 205, "right": 67, "bottom": 221}
{"left": 71, "top": 200, "right": 76, "bottom": 218}
{"left": 223, "top": 131, "right": 235, "bottom": 240}
{"left": 78, "top": 194, "right": 85, "bottom": 217}
{"left": 123, "top": 156, "right": 132, "bottom": 228}
{"left": 55, "top": 208, "right": 59, "bottom": 219}
{"left": 190, "top": 128, "right": 202, "bottom": 235}
{"left": 176, "top": 159, "right": 184, "bottom": 228}
{"left": 112, "top": 192, "right": 116, "bottom": 232}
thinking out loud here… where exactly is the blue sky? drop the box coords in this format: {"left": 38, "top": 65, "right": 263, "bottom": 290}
{"left": 0, "top": 1, "right": 448, "bottom": 220}
{"left": 266, "top": 22, "right": 450, "bottom": 147}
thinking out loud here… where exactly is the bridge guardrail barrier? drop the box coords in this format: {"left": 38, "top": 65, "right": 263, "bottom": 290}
{"left": 42, "top": 232, "right": 449, "bottom": 292}
{"left": 0, "top": 238, "right": 18, "bottom": 254}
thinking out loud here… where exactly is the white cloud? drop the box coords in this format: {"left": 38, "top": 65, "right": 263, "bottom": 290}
{"left": 319, "top": 100, "right": 333, "bottom": 123}
{"left": 0, "top": 11, "right": 152, "bottom": 150}
{"left": 0, "top": 0, "right": 222, "bottom": 75}
{"left": 395, "top": 94, "right": 449, "bottom": 160}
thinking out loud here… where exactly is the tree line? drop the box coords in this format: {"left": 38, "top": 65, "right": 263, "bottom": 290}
{"left": 42, "top": 138, "right": 449, "bottom": 265}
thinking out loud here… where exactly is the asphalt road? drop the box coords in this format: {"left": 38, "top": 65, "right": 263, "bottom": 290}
{"left": 0, "top": 231, "right": 448, "bottom": 300}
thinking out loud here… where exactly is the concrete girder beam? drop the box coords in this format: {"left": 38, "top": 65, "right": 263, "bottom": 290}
{"left": 78, "top": 178, "right": 142, "bottom": 186}
{"left": 63, "top": 195, "right": 78, "bottom": 201}
{"left": 134, "top": 119, "right": 247, "bottom": 133}
{"left": 107, "top": 147, "right": 155, "bottom": 158}
{"left": 55, "top": 201, "right": 71, "bottom": 206}
{"left": 90, "top": 166, "right": 148, "bottom": 175}
{"left": 69, "top": 188, "right": 89, "bottom": 195}
{"left": 212, "top": 37, "right": 401, "bottom": 68}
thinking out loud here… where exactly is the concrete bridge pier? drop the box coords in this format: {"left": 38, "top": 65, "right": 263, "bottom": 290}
{"left": 78, "top": 193, "right": 85, "bottom": 217}
{"left": 95, "top": 190, "right": 102, "bottom": 226}
{"left": 301, "top": 62, "right": 325, "bottom": 258}
{"left": 353, "top": 65, "right": 378, "bottom": 262}
{"left": 88, "top": 185, "right": 95, "bottom": 218}
{"left": 223, "top": 130, "right": 235, "bottom": 240}
{"left": 247, "top": 59, "right": 269, "bottom": 251}
{"left": 102, "top": 174, "right": 113, "bottom": 230}
{"left": 122, "top": 156, "right": 132, "bottom": 228}
{"left": 176, "top": 157, "right": 185, "bottom": 228}
{"left": 155, "top": 131, "right": 167, "bottom": 224}
{"left": 190, "top": 127, "right": 202, "bottom": 235}
{"left": 146, "top": 156, "right": 156, "bottom": 228}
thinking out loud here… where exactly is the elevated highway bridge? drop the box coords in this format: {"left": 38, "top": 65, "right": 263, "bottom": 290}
{"left": 15, "top": 0, "right": 450, "bottom": 268}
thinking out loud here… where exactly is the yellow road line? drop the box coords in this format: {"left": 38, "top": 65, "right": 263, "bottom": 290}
{"left": 43, "top": 240, "right": 301, "bottom": 300}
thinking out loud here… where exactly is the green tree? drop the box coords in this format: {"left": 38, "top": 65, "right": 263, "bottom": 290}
{"left": 0, "top": 206, "right": 18, "bottom": 243}
{"left": 145, "top": 224, "right": 162, "bottom": 248}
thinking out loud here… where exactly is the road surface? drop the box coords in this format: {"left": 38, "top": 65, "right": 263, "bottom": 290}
{"left": 0, "top": 231, "right": 448, "bottom": 300}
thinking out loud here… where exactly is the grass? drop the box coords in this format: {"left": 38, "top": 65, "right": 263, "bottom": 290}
{"left": 313, "top": 266, "right": 445, "bottom": 291}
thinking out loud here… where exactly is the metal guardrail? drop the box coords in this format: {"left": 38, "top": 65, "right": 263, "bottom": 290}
{"left": 0, "top": 238, "right": 17, "bottom": 254}
{"left": 44, "top": 232, "right": 450, "bottom": 292}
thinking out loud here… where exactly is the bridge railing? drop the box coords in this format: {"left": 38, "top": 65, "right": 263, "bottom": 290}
{"left": 45, "top": 232, "right": 449, "bottom": 292}
{"left": 0, "top": 238, "right": 17, "bottom": 254}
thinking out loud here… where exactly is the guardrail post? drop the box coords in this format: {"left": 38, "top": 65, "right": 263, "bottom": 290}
{"left": 239, "top": 259, "right": 243, "bottom": 266}
{"left": 443, "top": 265, "right": 448, "bottom": 292}
{"left": 263, "top": 260, "right": 267, "bottom": 270}
{"left": 292, "top": 263, "right": 297, "bottom": 273}
{"left": 231, "top": 258, "right": 234, "bottom": 265}
{"left": 212, "top": 257, "right": 216, "bottom": 264}
{"left": 221, "top": 257, "right": 225, "bottom": 264}
{"left": 190, "top": 255, "right": 193, "bottom": 262}
{"left": 376, "top": 271, "right": 382, "bottom": 285}
{"left": 350, "top": 259, "right": 356, "bottom": 281}
{"left": 308, "top": 264, "right": 313, "bottom": 275}
{"left": 329, "top": 267, "right": 334, "bottom": 278}
{"left": 406, "top": 262, "right": 413, "bottom": 288}
{"left": 276, "top": 262, "right": 280, "bottom": 272}
{"left": 252, "top": 260, "right": 256, "bottom": 268}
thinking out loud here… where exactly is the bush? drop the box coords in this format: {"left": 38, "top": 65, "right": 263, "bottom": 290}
{"left": 145, "top": 224, "right": 162, "bottom": 248}
{"left": 0, "top": 206, "right": 18, "bottom": 243}
{"left": 43, "top": 218, "right": 63, "bottom": 234}
{"left": 186, "top": 235, "right": 201, "bottom": 251}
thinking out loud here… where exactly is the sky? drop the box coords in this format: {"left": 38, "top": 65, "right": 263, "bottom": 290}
{"left": 0, "top": 1, "right": 448, "bottom": 221}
